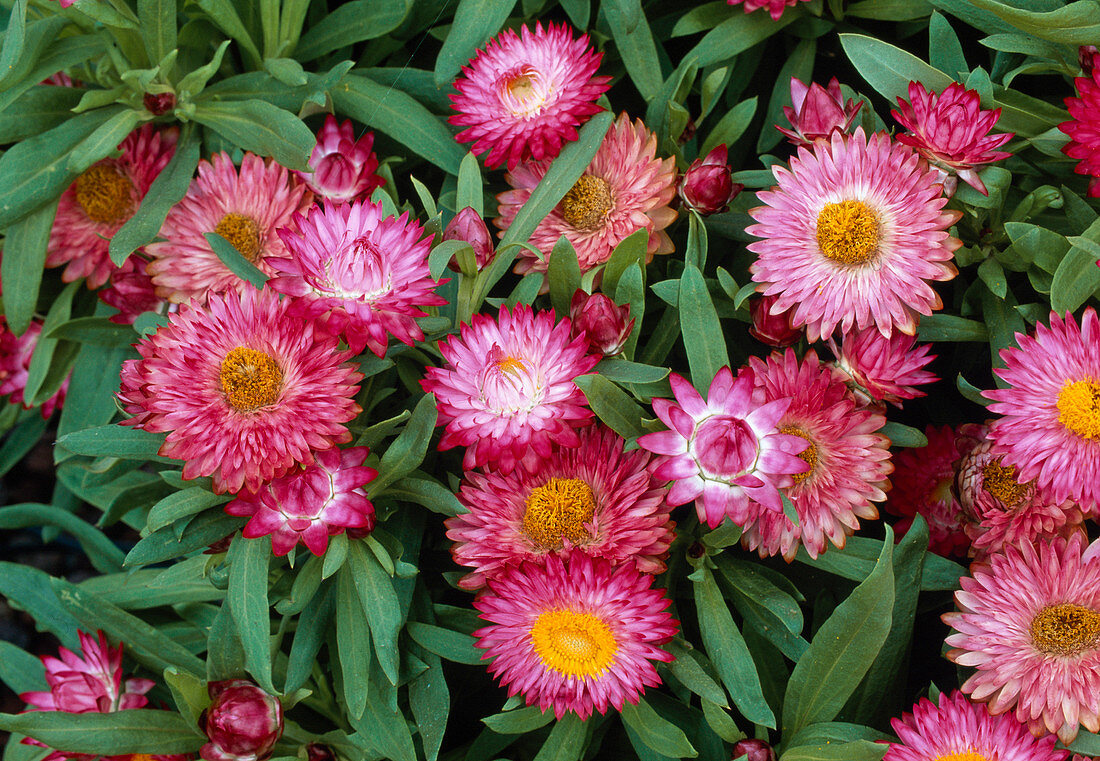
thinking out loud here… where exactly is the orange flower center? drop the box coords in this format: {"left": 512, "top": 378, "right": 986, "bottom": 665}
{"left": 494, "top": 355, "right": 527, "bottom": 375}
{"left": 522, "top": 478, "right": 596, "bottom": 550}
{"left": 561, "top": 175, "right": 612, "bottom": 231}
{"left": 214, "top": 213, "right": 263, "bottom": 262}
{"left": 530, "top": 608, "right": 617, "bottom": 678}
{"left": 1057, "top": 378, "right": 1100, "bottom": 439}
{"left": 219, "top": 346, "right": 283, "bottom": 412}
{"left": 75, "top": 164, "right": 134, "bottom": 224}
{"left": 1030, "top": 602, "right": 1100, "bottom": 656}
{"left": 980, "top": 460, "right": 1027, "bottom": 508}
{"left": 780, "top": 425, "right": 817, "bottom": 484}
{"left": 816, "top": 200, "right": 880, "bottom": 265}
{"left": 933, "top": 752, "right": 988, "bottom": 761}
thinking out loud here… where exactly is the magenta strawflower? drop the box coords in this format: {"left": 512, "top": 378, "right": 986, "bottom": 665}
{"left": 449, "top": 22, "right": 611, "bottom": 170}
{"left": 269, "top": 200, "right": 446, "bottom": 357}
{"left": 943, "top": 534, "right": 1100, "bottom": 743}
{"left": 1061, "top": 66, "right": 1100, "bottom": 197}
{"left": 740, "top": 349, "right": 891, "bottom": 560}
{"left": 495, "top": 112, "right": 677, "bottom": 280}
{"left": 892, "top": 81, "right": 1014, "bottom": 195}
{"left": 0, "top": 319, "right": 67, "bottom": 418}
{"left": 443, "top": 207, "right": 495, "bottom": 272}
{"left": 679, "top": 144, "right": 742, "bottom": 216}
{"left": 568, "top": 290, "right": 634, "bottom": 356}
{"left": 473, "top": 551, "right": 677, "bottom": 719}
{"left": 201, "top": 679, "right": 283, "bottom": 761}
{"left": 732, "top": 739, "right": 777, "bottom": 761}
{"left": 885, "top": 690, "right": 1068, "bottom": 761}
{"left": 748, "top": 129, "right": 962, "bottom": 342}
{"left": 830, "top": 327, "right": 938, "bottom": 408}
{"left": 45, "top": 124, "right": 176, "bottom": 288}
{"left": 98, "top": 255, "right": 164, "bottom": 325}
{"left": 117, "top": 286, "right": 363, "bottom": 494}
{"left": 983, "top": 308, "right": 1100, "bottom": 510}
{"left": 225, "top": 446, "right": 377, "bottom": 556}
{"left": 727, "top": 0, "right": 810, "bottom": 21}
{"left": 296, "top": 115, "right": 384, "bottom": 203}
{"left": 777, "top": 77, "right": 862, "bottom": 147}
{"left": 421, "top": 303, "right": 598, "bottom": 473}
{"left": 146, "top": 152, "right": 311, "bottom": 303}
{"left": 447, "top": 425, "right": 673, "bottom": 590}
{"left": 637, "top": 366, "right": 809, "bottom": 528}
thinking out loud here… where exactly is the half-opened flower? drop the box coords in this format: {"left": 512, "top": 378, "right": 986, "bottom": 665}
{"left": 776, "top": 77, "right": 862, "bottom": 147}
{"left": 98, "top": 255, "right": 164, "bottom": 325}
{"left": 830, "top": 327, "right": 938, "bottom": 408}
{"left": 201, "top": 679, "right": 283, "bottom": 761}
{"left": 296, "top": 115, "right": 384, "bottom": 203}
{"left": 1061, "top": 66, "right": 1100, "bottom": 197}
{"left": 568, "top": 290, "right": 634, "bottom": 356}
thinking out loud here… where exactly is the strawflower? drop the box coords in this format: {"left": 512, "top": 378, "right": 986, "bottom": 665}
{"left": 776, "top": 77, "right": 862, "bottom": 147}
{"left": 1061, "top": 65, "right": 1100, "bottom": 197}
{"left": 201, "top": 680, "right": 283, "bottom": 761}
{"left": 568, "top": 290, "right": 634, "bottom": 356}
{"left": 295, "top": 115, "right": 384, "bottom": 203}
{"left": 830, "top": 327, "right": 938, "bottom": 408}
{"left": 443, "top": 206, "right": 495, "bottom": 272}
{"left": 679, "top": 144, "right": 741, "bottom": 215}
{"left": 727, "top": 0, "right": 811, "bottom": 21}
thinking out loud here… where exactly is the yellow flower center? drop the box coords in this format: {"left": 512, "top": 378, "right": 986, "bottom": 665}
{"left": 933, "top": 752, "right": 988, "bottom": 761}
{"left": 75, "top": 164, "right": 134, "bottom": 224}
{"left": 1030, "top": 603, "right": 1100, "bottom": 656}
{"left": 494, "top": 355, "right": 527, "bottom": 375}
{"left": 561, "top": 175, "right": 613, "bottom": 231}
{"left": 522, "top": 478, "right": 596, "bottom": 550}
{"left": 1057, "top": 379, "right": 1100, "bottom": 439}
{"left": 219, "top": 346, "right": 283, "bottom": 412}
{"left": 780, "top": 425, "right": 817, "bottom": 484}
{"left": 980, "top": 460, "right": 1027, "bottom": 508}
{"left": 530, "top": 608, "right": 617, "bottom": 678}
{"left": 214, "top": 213, "right": 263, "bottom": 262}
{"left": 816, "top": 200, "right": 880, "bottom": 265}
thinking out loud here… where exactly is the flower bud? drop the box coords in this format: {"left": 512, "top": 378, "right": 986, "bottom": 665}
{"left": 443, "top": 207, "right": 495, "bottom": 272}
{"left": 201, "top": 680, "right": 283, "bottom": 761}
{"left": 569, "top": 290, "right": 634, "bottom": 357}
{"left": 1081, "top": 45, "right": 1100, "bottom": 74}
{"left": 679, "top": 145, "right": 742, "bottom": 216}
{"left": 732, "top": 738, "right": 777, "bottom": 761}
{"left": 776, "top": 77, "right": 862, "bottom": 147}
{"left": 748, "top": 295, "right": 802, "bottom": 348}
{"left": 306, "top": 743, "right": 336, "bottom": 761}
{"left": 143, "top": 91, "right": 176, "bottom": 116}
{"left": 296, "top": 115, "right": 384, "bottom": 203}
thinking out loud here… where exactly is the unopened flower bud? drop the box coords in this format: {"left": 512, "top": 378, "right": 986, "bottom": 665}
{"left": 748, "top": 295, "right": 802, "bottom": 348}
{"left": 732, "top": 738, "right": 776, "bottom": 761}
{"left": 143, "top": 91, "right": 176, "bottom": 116}
{"left": 306, "top": 743, "right": 336, "bottom": 761}
{"left": 569, "top": 290, "right": 634, "bottom": 356}
{"left": 777, "top": 77, "right": 862, "bottom": 147}
{"left": 443, "top": 207, "right": 495, "bottom": 272}
{"left": 679, "top": 145, "right": 742, "bottom": 216}
{"left": 201, "top": 680, "right": 283, "bottom": 761}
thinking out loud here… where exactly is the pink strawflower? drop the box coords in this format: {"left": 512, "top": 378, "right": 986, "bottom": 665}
{"left": 473, "top": 551, "right": 677, "bottom": 720}
{"left": 421, "top": 303, "right": 598, "bottom": 473}
{"left": 45, "top": 124, "right": 177, "bottom": 288}
{"left": 885, "top": 424, "right": 974, "bottom": 558}
{"left": 732, "top": 739, "right": 777, "bottom": 761}
{"left": 1061, "top": 66, "right": 1100, "bottom": 198}
{"left": 727, "top": 0, "right": 810, "bottom": 21}
{"left": 295, "top": 115, "right": 384, "bottom": 203}
{"left": 449, "top": 22, "right": 611, "bottom": 170}
{"left": 679, "top": 144, "right": 742, "bottom": 216}
{"left": 443, "top": 207, "right": 495, "bottom": 272}
{"left": 146, "top": 152, "right": 311, "bottom": 303}
{"left": 748, "top": 294, "right": 803, "bottom": 349}
{"left": 495, "top": 112, "right": 677, "bottom": 280}
{"left": 0, "top": 319, "right": 67, "bottom": 418}
{"left": 957, "top": 426, "right": 1083, "bottom": 558}
{"left": 943, "top": 534, "right": 1100, "bottom": 743}
{"left": 201, "top": 679, "right": 283, "bottom": 761}
{"left": 749, "top": 129, "right": 961, "bottom": 342}
{"left": 568, "top": 290, "right": 634, "bottom": 357}
{"left": 447, "top": 425, "right": 674, "bottom": 589}
{"left": 983, "top": 308, "right": 1100, "bottom": 510}
{"left": 270, "top": 200, "right": 446, "bottom": 357}
{"left": 740, "top": 349, "right": 892, "bottom": 561}
{"left": 98, "top": 255, "right": 164, "bottom": 325}
{"left": 776, "top": 77, "right": 863, "bottom": 147}
{"left": 117, "top": 287, "right": 363, "bottom": 494}
{"left": 830, "top": 327, "right": 938, "bottom": 408}
{"left": 885, "top": 690, "right": 1068, "bottom": 761}
{"left": 42, "top": 71, "right": 75, "bottom": 87}
{"left": 636, "top": 366, "right": 809, "bottom": 528}
{"left": 892, "top": 81, "right": 1014, "bottom": 195}
{"left": 225, "top": 446, "right": 377, "bottom": 556}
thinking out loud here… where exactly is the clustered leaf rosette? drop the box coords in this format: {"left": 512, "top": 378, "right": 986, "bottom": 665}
{"left": 449, "top": 21, "right": 611, "bottom": 170}
{"left": 776, "top": 76, "right": 863, "bottom": 146}
{"left": 295, "top": 115, "right": 384, "bottom": 203}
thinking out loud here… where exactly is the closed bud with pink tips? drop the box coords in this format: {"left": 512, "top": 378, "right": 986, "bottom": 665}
{"left": 443, "top": 206, "right": 495, "bottom": 272}
{"left": 679, "top": 144, "right": 742, "bottom": 215}
{"left": 776, "top": 77, "right": 862, "bottom": 147}
{"left": 201, "top": 680, "right": 283, "bottom": 761}
{"left": 568, "top": 290, "right": 634, "bottom": 356}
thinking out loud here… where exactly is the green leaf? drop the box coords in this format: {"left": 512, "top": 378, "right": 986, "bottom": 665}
{"left": 0, "top": 414, "right": 48, "bottom": 479}
{"left": 605, "top": 0, "right": 663, "bottom": 101}
{"left": 686, "top": 8, "right": 801, "bottom": 67}
{"left": 56, "top": 424, "right": 170, "bottom": 462}
{"left": 548, "top": 237, "right": 582, "bottom": 316}
{"left": 929, "top": 11, "right": 967, "bottom": 77}
{"left": 1052, "top": 234, "right": 1100, "bottom": 314}
{"left": 263, "top": 57, "right": 308, "bottom": 87}
{"left": 46, "top": 316, "right": 137, "bottom": 346}
{"left": 665, "top": 638, "right": 728, "bottom": 707}
{"left": 915, "top": 313, "right": 989, "bottom": 342}
{"left": 146, "top": 487, "right": 229, "bottom": 534}
{"left": 163, "top": 667, "right": 209, "bottom": 731}
{"left": 963, "top": 0, "right": 1100, "bottom": 45}
{"left": 336, "top": 568, "right": 372, "bottom": 719}
{"left": 23, "top": 280, "right": 79, "bottom": 407}
{"left": 601, "top": 228, "right": 648, "bottom": 296}
{"left": 878, "top": 422, "right": 928, "bottom": 448}
{"left": 757, "top": 37, "right": 815, "bottom": 154}
{"left": 1, "top": 201, "right": 56, "bottom": 336}
{"left": 457, "top": 150, "right": 485, "bottom": 217}
{"left": 347, "top": 541, "right": 403, "bottom": 684}
{"left": 386, "top": 475, "right": 467, "bottom": 516}
{"left": 409, "top": 652, "right": 449, "bottom": 761}
{"left": 349, "top": 693, "right": 417, "bottom": 761}
{"left": 0, "top": 640, "right": 46, "bottom": 695}
{"left": 0, "top": 34, "right": 106, "bottom": 115}
{"left": 482, "top": 705, "right": 554, "bottom": 734}
{"left": 679, "top": 265, "right": 728, "bottom": 393}
{"left": 840, "top": 34, "right": 953, "bottom": 105}
{"left": 205, "top": 597, "right": 245, "bottom": 682}
{"left": 533, "top": 714, "right": 587, "bottom": 761}
{"left": 204, "top": 232, "right": 269, "bottom": 288}
{"left": 192, "top": 100, "right": 315, "bottom": 172}
{"left": 594, "top": 358, "right": 669, "bottom": 385}
{"left": 702, "top": 96, "right": 758, "bottom": 157}
{"left": 782, "top": 527, "right": 895, "bottom": 738}
{"left": 285, "top": 582, "right": 335, "bottom": 693}
{"left": 0, "top": 710, "right": 202, "bottom": 754}
{"left": 194, "top": 0, "right": 261, "bottom": 64}
{"left": 620, "top": 698, "right": 697, "bottom": 758}
{"left": 719, "top": 557, "right": 803, "bottom": 635}
{"left": 0, "top": 563, "right": 81, "bottom": 649}
{"left": 227, "top": 536, "right": 275, "bottom": 694}
{"left": 176, "top": 40, "right": 232, "bottom": 97}
{"left": 846, "top": 0, "right": 932, "bottom": 20}
{"left": 782, "top": 741, "right": 887, "bottom": 761}
{"left": 434, "top": 0, "right": 518, "bottom": 86}
{"left": 0, "top": 504, "right": 124, "bottom": 574}
{"left": 573, "top": 374, "right": 647, "bottom": 439}
{"left": 0, "top": 85, "right": 84, "bottom": 144}
{"left": 407, "top": 621, "right": 482, "bottom": 665}
{"left": 372, "top": 393, "right": 438, "bottom": 495}
{"left": 294, "top": 0, "right": 408, "bottom": 61}
{"left": 137, "top": 0, "right": 177, "bottom": 67}
{"left": 0, "top": 1, "right": 29, "bottom": 89}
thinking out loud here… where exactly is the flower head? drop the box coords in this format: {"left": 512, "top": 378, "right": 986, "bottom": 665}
{"left": 146, "top": 152, "right": 311, "bottom": 303}
{"left": 473, "top": 551, "right": 677, "bottom": 719}
{"left": 99, "top": 255, "right": 164, "bottom": 325}
{"left": 776, "top": 77, "right": 862, "bottom": 147}
{"left": 0, "top": 319, "right": 67, "bottom": 418}
{"left": 983, "top": 308, "right": 1100, "bottom": 510}
{"left": 830, "top": 327, "right": 938, "bottom": 408}
{"left": 726, "top": 0, "right": 811, "bottom": 20}
{"left": 201, "top": 680, "right": 283, "bottom": 761}
{"left": 637, "top": 367, "right": 809, "bottom": 528}
{"left": 748, "top": 294, "right": 803, "bottom": 348}
{"left": 1061, "top": 67, "right": 1100, "bottom": 197}
{"left": 443, "top": 207, "right": 495, "bottom": 272}
{"left": 450, "top": 22, "right": 611, "bottom": 170}
{"left": 748, "top": 129, "right": 961, "bottom": 342}
{"left": 568, "top": 290, "right": 634, "bottom": 356}
{"left": 892, "top": 81, "right": 1013, "bottom": 195}
{"left": 270, "top": 200, "right": 446, "bottom": 357}
{"left": 117, "top": 286, "right": 363, "bottom": 494}
{"left": 495, "top": 112, "right": 677, "bottom": 280}
{"left": 46, "top": 124, "right": 177, "bottom": 288}
{"left": 679, "top": 144, "right": 742, "bottom": 215}
{"left": 732, "top": 740, "right": 777, "bottom": 761}
{"left": 296, "top": 115, "right": 384, "bottom": 203}
{"left": 422, "top": 303, "right": 598, "bottom": 472}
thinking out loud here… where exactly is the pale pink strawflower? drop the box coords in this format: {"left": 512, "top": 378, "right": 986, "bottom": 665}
{"left": 776, "top": 77, "right": 862, "bottom": 147}
{"left": 449, "top": 22, "right": 611, "bottom": 170}
{"left": 447, "top": 425, "right": 673, "bottom": 590}
{"left": 885, "top": 690, "right": 1068, "bottom": 761}
{"left": 421, "top": 303, "right": 598, "bottom": 473}
{"left": 1061, "top": 66, "right": 1100, "bottom": 197}
{"left": 495, "top": 112, "right": 677, "bottom": 280}
{"left": 443, "top": 207, "right": 495, "bottom": 272}
{"left": 830, "top": 327, "right": 938, "bottom": 408}
{"left": 568, "top": 290, "right": 634, "bottom": 356}
{"left": 117, "top": 287, "right": 363, "bottom": 494}
{"left": 727, "top": 0, "right": 810, "bottom": 21}
{"left": 892, "top": 81, "right": 1014, "bottom": 195}
{"left": 46, "top": 124, "right": 177, "bottom": 288}
{"left": 270, "top": 200, "right": 446, "bottom": 357}
{"left": 740, "top": 349, "right": 891, "bottom": 561}
{"left": 473, "top": 551, "right": 677, "bottom": 720}
{"left": 983, "top": 308, "right": 1100, "bottom": 510}
{"left": 636, "top": 366, "right": 809, "bottom": 528}
{"left": 296, "top": 115, "right": 384, "bottom": 203}
{"left": 146, "top": 152, "right": 311, "bottom": 303}
{"left": 0, "top": 319, "right": 67, "bottom": 418}
{"left": 98, "top": 254, "right": 164, "bottom": 324}
{"left": 748, "top": 294, "right": 803, "bottom": 348}
{"left": 943, "top": 534, "right": 1100, "bottom": 744}
{"left": 225, "top": 446, "right": 377, "bottom": 556}
{"left": 748, "top": 128, "right": 962, "bottom": 342}
{"left": 201, "top": 679, "right": 283, "bottom": 761}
